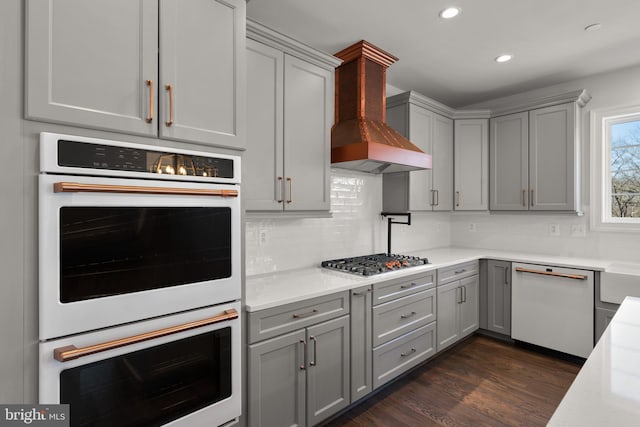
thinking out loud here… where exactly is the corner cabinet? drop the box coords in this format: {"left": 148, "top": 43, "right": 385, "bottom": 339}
{"left": 26, "top": 0, "right": 246, "bottom": 150}
{"left": 489, "top": 91, "right": 591, "bottom": 213}
{"left": 384, "top": 92, "right": 454, "bottom": 212}
{"left": 245, "top": 21, "right": 340, "bottom": 213}
{"left": 454, "top": 119, "right": 489, "bottom": 210}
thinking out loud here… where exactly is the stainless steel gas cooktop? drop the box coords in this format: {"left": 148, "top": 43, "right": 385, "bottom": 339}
{"left": 321, "top": 253, "right": 429, "bottom": 276}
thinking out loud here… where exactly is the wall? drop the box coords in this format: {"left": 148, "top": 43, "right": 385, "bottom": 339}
{"left": 245, "top": 170, "right": 451, "bottom": 276}
{"left": 452, "top": 64, "right": 640, "bottom": 263}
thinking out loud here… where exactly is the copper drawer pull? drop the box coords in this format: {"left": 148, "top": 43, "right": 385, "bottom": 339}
{"left": 292, "top": 309, "right": 318, "bottom": 319}
{"left": 165, "top": 84, "right": 174, "bottom": 127}
{"left": 145, "top": 79, "right": 154, "bottom": 123}
{"left": 400, "top": 282, "right": 417, "bottom": 289}
{"left": 454, "top": 269, "right": 467, "bottom": 274}
{"left": 515, "top": 267, "right": 587, "bottom": 280}
{"left": 53, "top": 308, "right": 238, "bottom": 362}
{"left": 53, "top": 182, "right": 238, "bottom": 197}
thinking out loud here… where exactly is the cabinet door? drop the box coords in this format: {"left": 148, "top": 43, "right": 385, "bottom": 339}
{"left": 529, "top": 103, "right": 576, "bottom": 211}
{"left": 436, "top": 281, "right": 461, "bottom": 352}
{"left": 490, "top": 112, "right": 529, "bottom": 210}
{"left": 432, "top": 114, "right": 454, "bottom": 211}
{"left": 408, "top": 106, "right": 434, "bottom": 211}
{"left": 159, "top": 0, "right": 246, "bottom": 149}
{"left": 350, "top": 286, "right": 372, "bottom": 403}
{"left": 283, "top": 55, "right": 333, "bottom": 211}
{"left": 487, "top": 260, "right": 512, "bottom": 335}
{"left": 26, "top": 0, "right": 158, "bottom": 136}
{"left": 245, "top": 39, "right": 284, "bottom": 211}
{"left": 248, "top": 330, "right": 306, "bottom": 427}
{"left": 460, "top": 275, "right": 479, "bottom": 338}
{"left": 306, "top": 316, "right": 350, "bottom": 426}
{"left": 454, "top": 119, "right": 489, "bottom": 210}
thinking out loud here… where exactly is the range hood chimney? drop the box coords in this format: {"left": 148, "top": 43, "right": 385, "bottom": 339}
{"left": 331, "top": 41, "right": 432, "bottom": 174}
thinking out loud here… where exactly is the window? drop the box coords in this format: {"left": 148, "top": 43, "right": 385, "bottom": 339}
{"left": 592, "top": 106, "right": 640, "bottom": 231}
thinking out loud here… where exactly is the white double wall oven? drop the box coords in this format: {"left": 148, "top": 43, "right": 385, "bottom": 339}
{"left": 38, "top": 133, "right": 242, "bottom": 427}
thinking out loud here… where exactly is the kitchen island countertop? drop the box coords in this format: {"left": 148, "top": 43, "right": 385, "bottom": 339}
{"left": 245, "top": 247, "right": 612, "bottom": 312}
{"left": 548, "top": 296, "right": 640, "bottom": 427}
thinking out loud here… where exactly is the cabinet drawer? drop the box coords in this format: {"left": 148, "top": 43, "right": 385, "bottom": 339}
{"left": 373, "top": 322, "right": 436, "bottom": 389}
{"left": 373, "top": 271, "right": 434, "bottom": 305}
{"left": 372, "top": 288, "right": 436, "bottom": 347}
{"left": 248, "top": 292, "right": 349, "bottom": 343}
{"left": 437, "top": 261, "right": 479, "bottom": 285}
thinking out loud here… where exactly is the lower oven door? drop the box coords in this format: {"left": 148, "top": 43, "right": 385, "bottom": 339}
{"left": 39, "top": 302, "right": 241, "bottom": 427}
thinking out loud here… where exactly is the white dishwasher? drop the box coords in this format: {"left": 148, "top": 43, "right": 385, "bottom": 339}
{"left": 512, "top": 262, "right": 594, "bottom": 358}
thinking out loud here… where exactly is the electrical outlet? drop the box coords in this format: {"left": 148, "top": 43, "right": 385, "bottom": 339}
{"left": 468, "top": 223, "right": 477, "bottom": 232}
{"left": 571, "top": 224, "right": 586, "bottom": 237}
{"left": 259, "top": 229, "right": 268, "bottom": 245}
{"left": 549, "top": 223, "right": 560, "bottom": 236}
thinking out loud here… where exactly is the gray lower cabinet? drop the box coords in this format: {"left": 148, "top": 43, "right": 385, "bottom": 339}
{"left": 26, "top": 0, "right": 246, "bottom": 149}
{"left": 437, "top": 273, "right": 479, "bottom": 352}
{"left": 247, "top": 294, "right": 350, "bottom": 427}
{"left": 486, "top": 260, "right": 512, "bottom": 336}
{"left": 248, "top": 330, "right": 306, "bottom": 427}
{"left": 350, "top": 285, "right": 372, "bottom": 403}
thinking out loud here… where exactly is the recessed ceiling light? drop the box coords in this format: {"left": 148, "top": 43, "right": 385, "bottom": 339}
{"left": 439, "top": 7, "right": 461, "bottom": 19}
{"left": 495, "top": 54, "right": 513, "bottom": 63}
{"left": 584, "top": 23, "right": 602, "bottom": 32}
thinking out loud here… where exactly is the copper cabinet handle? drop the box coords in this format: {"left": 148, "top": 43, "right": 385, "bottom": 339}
{"left": 165, "top": 84, "right": 174, "bottom": 127}
{"left": 458, "top": 287, "right": 463, "bottom": 304}
{"left": 400, "top": 282, "right": 417, "bottom": 289}
{"left": 277, "top": 176, "right": 284, "bottom": 203}
{"left": 462, "top": 285, "right": 467, "bottom": 303}
{"left": 286, "top": 177, "right": 293, "bottom": 203}
{"left": 400, "top": 348, "right": 416, "bottom": 357}
{"left": 309, "top": 336, "right": 317, "bottom": 367}
{"left": 456, "top": 191, "right": 461, "bottom": 207}
{"left": 53, "top": 308, "right": 238, "bottom": 362}
{"left": 522, "top": 189, "right": 526, "bottom": 207}
{"left": 400, "top": 311, "right": 417, "bottom": 319}
{"left": 53, "top": 182, "right": 238, "bottom": 197}
{"left": 515, "top": 267, "right": 587, "bottom": 280}
{"left": 145, "top": 79, "right": 154, "bottom": 123}
{"left": 299, "top": 339, "right": 306, "bottom": 370}
{"left": 454, "top": 269, "right": 467, "bottom": 275}
{"left": 530, "top": 189, "right": 534, "bottom": 206}
{"left": 430, "top": 190, "right": 435, "bottom": 206}
{"left": 292, "top": 309, "right": 318, "bottom": 319}
{"left": 435, "top": 189, "right": 439, "bottom": 206}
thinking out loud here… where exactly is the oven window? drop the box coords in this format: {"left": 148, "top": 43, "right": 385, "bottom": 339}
{"left": 59, "top": 207, "right": 231, "bottom": 303}
{"left": 60, "top": 327, "right": 232, "bottom": 427}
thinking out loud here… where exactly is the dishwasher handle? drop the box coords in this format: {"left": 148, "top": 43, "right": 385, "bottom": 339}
{"left": 514, "top": 267, "right": 587, "bottom": 281}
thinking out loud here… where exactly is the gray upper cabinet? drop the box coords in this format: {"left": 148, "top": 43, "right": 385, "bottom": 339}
{"left": 489, "top": 95, "right": 587, "bottom": 213}
{"left": 529, "top": 103, "right": 577, "bottom": 211}
{"left": 26, "top": 0, "right": 246, "bottom": 150}
{"left": 384, "top": 92, "right": 454, "bottom": 212}
{"left": 159, "top": 0, "right": 246, "bottom": 148}
{"left": 245, "top": 21, "right": 339, "bottom": 213}
{"left": 490, "top": 112, "right": 529, "bottom": 210}
{"left": 454, "top": 119, "right": 489, "bottom": 211}
{"left": 26, "top": 0, "right": 158, "bottom": 136}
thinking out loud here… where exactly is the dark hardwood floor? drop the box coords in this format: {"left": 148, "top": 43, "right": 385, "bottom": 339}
{"left": 324, "top": 335, "right": 582, "bottom": 427}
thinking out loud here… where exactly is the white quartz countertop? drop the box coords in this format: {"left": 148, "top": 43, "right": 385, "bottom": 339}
{"left": 245, "top": 247, "right": 613, "bottom": 312}
{"left": 548, "top": 296, "right": 640, "bottom": 426}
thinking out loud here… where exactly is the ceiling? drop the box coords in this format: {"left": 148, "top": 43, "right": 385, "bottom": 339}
{"left": 246, "top": 0, "right": 640, "bottom": 108}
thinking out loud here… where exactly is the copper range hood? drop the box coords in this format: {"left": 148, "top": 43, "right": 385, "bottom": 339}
{"left": 331, "top": 41, "right": 431, "bottom": 173}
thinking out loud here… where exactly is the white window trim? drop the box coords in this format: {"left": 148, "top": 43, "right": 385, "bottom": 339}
{"left": 590, "top": 105, "right": 640, "bottom": 232}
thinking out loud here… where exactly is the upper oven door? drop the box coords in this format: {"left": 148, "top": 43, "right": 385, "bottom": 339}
{"left": 39, "top": 174, "right": 241, "bottom": 340}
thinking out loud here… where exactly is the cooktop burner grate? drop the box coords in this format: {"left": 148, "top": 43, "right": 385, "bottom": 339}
{"left": 321, "top": 253, "right": 429, "bottom": 276}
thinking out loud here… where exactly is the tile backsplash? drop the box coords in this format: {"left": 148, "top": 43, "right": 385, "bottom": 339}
{"left": 245, "top": 170, "right": 452, "bottom": 275}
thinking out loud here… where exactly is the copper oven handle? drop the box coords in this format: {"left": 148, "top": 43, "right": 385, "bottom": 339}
{"left": 165, "top": 84, "right": 174, "bottom": 127}
{"left": 145, "top": 80, "right": 154, "bottom": 123}
{"left": 53, "top": 308, "right": 238, "bottom": 362}
{"left": 515, "top": 267, "right": 587, "bottom": 280}
{"left": 277, "top": 176, "right": 284, "bottom": 203}
{"left": 286, "top": 177, "right": 293, "bottom": 204}
{"left": 53, "top": 182, "right": 238, "bottom": 197}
